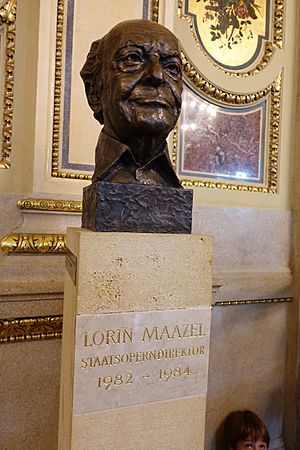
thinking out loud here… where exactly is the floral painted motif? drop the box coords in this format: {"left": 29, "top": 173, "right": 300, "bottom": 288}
{"left": 196, "top": 0, "right": 261, "bottom": 49}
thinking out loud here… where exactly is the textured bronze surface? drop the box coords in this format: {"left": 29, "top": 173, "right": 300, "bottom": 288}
{"left": 82, "top": 181, "right": 193, "bottom": 233}
{"left": 80, "top": 19, "right": 183, "bottom": 189}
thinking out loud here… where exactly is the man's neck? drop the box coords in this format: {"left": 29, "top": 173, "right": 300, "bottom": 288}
{"left": 103, "top": 127, "right": 167, "bottom": 166}
{"left": 125, "top": 134, "right": 166, "bottom": 165}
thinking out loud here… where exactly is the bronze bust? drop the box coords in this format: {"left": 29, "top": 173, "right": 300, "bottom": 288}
{"left": 80, "top": 19, "right": 183, "bottom": 188}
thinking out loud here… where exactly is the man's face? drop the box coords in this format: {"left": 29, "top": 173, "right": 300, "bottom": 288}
{"left": 100, "top": 21, "right": 182, "bottom": 141}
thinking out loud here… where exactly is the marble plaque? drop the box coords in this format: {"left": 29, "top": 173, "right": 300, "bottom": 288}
{"left": 73, "top": 307, "right": 211, "bottom": 415}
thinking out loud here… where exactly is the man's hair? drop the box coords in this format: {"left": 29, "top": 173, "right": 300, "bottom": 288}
{"left": 80, "top": 36, "right": 106, "bottom": 124}
{"left": 224, "top": 410, "right": 270, "bottom": 449}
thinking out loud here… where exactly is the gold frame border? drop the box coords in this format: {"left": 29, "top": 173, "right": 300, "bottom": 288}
{"left": 177, "top": 0, "right": 284, "bottom": 77}
{"left": 17, "top": 198, "right": 82, "bottom": 213}
{"left": 173, "top": 57, "right": 281, "bottom": 193}
{"left": 215, "top": 297, "right": 292, "bottom": 306}
{"left": 0, "top": 0, "right": 17, "bottom": 169}
{"left": 150, "top": 0, "right": 159, "bottom": 22}
{"left": 0, "top": 233, "right": 66, "bottom": 254}
{"left": 0, "top": 315, "right": 63, "bottom": 343}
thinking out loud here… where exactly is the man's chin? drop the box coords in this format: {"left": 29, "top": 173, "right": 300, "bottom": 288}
{"left": 128, "top": 121, "right": 173, "bottom": 136}
{"left": 123, "top": 112, "right": 177, "bottom": 134}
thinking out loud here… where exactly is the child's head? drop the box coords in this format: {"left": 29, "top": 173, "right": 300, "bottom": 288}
{"left": 224, "top": 410, "right": 270, "bottom": 450}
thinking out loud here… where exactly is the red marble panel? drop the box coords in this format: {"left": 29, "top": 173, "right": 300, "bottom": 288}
{"left": 178, "top": 86, "right": 265, "bottom": 183}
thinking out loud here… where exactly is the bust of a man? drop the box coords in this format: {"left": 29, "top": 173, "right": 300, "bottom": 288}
{"left": 80, "top": 19, "right": 182, "bottom": 188}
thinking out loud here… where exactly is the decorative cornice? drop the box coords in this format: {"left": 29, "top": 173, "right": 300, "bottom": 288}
{"left": 273, "top": 0, "right": 284, "bottom": 48}
{"left": 181, "top": 49, "right": 280, "bottom": 105}
{"left": 214, "top": 297, "right": 292, "bottom": 306}
{"left": 177, "top": 0, "right": 284, "bottom": 77}
{"left": 0, "top": 0, "right": 17, "bottom": 169}
{"left": 0, "top": 315, "right": 63, "bottom": 343}
{"left": 173, "top": 71, "right": 282, "bottom": 193}
{"left": 17, "top": 198, "right": 82, "bottom": 213}
{"left": 0, "top": 233, "right": 66, "bottom": 254}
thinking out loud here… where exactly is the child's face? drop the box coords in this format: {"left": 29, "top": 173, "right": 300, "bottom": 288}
{"left": 235, "top": 438, "right": 268, "bottom": 450}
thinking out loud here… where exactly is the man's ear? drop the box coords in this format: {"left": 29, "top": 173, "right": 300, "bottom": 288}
{"left": 86, "top": 81, "right": 100, "bottom": 110}
{"left": 86, "top": 81, "right": 104, "bottom": 124}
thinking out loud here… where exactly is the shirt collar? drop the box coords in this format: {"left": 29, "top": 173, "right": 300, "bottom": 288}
{"left": 95, "top": 131, "right": 169, "bottom": 175}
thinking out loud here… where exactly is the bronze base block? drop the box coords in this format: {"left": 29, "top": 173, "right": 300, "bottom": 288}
{"left": 82, "top": 181, "right": 193, "bottom": 233}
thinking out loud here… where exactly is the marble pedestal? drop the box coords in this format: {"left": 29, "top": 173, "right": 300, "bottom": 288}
{"left": 58, "top": 228, "right": 212, "bottom": 450}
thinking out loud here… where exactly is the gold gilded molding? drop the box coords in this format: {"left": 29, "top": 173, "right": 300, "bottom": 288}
{"left": 215, "top": 297, "right": 292, "bottom": 306}
{"left": 150, "top": 0, "right": 159, "bottom": 22}
{"left": 51, "top": 0, "right": 92, "bottom": 180}
{"left": 181, "top": 49, "right": 280, "bottom": 104}
{"left": 0, "top": 315, "right": 63, "bottom": 344}
{"left": 273, "top": 0, "right": 284, "bottom": 48}
{"left": 0, "top": 0, "right": 17, "bottom": 169}
{"left": 177, "top": 0, "right": 284, "bottom": 77}
{"left": 0, "top": 233, "right": 66, "bottom": 254}
{"left": 17, "top": 198, "right": 82, "bottom": 213}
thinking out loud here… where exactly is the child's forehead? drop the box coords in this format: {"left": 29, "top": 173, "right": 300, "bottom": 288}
{"left": 244, "top": 434, "right": 265, "bottom": 440}
{"left": 241, "top": 436, "right": 267, "bottom": 444}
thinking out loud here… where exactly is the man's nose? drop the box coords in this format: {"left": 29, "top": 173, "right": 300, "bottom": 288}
{"left": 142, "top": 56, "right": 164, "bottom": 86}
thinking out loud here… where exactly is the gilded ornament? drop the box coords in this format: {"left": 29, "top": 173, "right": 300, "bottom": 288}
{"left": 0, "top": 315, "right": 63, "bottom": 343}
{"left": 0, "top": 0, "right": 16, "bottom": 169}
{"left": 17, "top": 198, "right": 82, "bottom": 213}
{"left": 215, "top": 297, "right": 292, "bottom": 306}
{"left": 151, "top": 0, "right": 159, "bottom": 22}
{"left": 177, "top": 0, "right": 284, "bottom": 77}
{"left": 51, "top": 0, "right": 91, "bottom": 180}
{"left": 0, "top": 233, "right": 66, "bottom": 254}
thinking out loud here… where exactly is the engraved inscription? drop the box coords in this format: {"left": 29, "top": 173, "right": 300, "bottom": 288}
{"left": 73, "top": 308, "right": 211, "bottom": 415}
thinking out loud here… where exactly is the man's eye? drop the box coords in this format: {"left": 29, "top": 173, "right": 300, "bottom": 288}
{"left": 165, "top": 62, "right": 181, "bottom": 76}
{"left": 124, "top": 53, "right": 143, "bottom": 64}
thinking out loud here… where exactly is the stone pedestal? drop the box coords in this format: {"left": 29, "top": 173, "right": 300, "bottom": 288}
{"left": 59, "top": 228, "right": 212, "bottom": 450}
